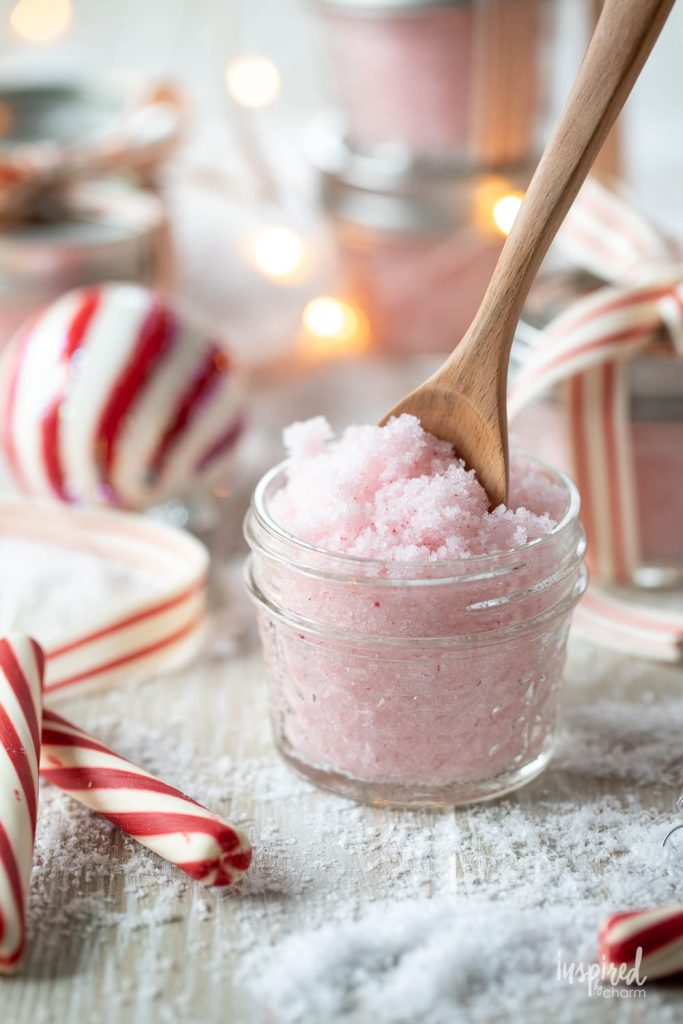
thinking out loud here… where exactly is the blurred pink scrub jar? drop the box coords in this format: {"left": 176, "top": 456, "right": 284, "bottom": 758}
{"left": 308, "top": 120, "right": 533, "bottom": 354}
{"left": 245, "top": 416, "right": 586, "bottom": 806}
{"left": 316, "top": 0, "right": 545, "bottom": 164}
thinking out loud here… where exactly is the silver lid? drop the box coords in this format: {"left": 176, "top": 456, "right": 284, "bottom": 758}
{"left": 307, "top": 113, "right": 534, "bottom": 236}
{"left": 0, "top": 73, "right": 182, "bottom": 224}
{"left": 316, "top": 0, "right": 469, "bottom": 15}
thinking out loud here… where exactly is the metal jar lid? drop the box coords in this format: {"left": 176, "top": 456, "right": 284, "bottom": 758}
{"left": 306, "top": 112, "right": 534, "bottom": 236}
{"left": 0, "top": 182, "right": 166, "bottom": 296}
{"left": 315, "top": 0, "right": 470, "bottom": 15}
{"left": 0, "top": 73, "right": 183, "bottom": 224}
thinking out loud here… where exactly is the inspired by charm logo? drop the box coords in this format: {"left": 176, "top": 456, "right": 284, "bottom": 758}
{"left": 557, "top": 949, "right": 647, "bottom": 999}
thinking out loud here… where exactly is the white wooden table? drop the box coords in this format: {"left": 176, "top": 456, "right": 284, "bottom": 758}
{"left": 4, "top": 358, "right": 683, "bottom": 1024}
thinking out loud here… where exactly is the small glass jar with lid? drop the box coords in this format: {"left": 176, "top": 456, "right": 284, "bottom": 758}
{"left": 309, "top": 116, "right": 534, "bottom": 354}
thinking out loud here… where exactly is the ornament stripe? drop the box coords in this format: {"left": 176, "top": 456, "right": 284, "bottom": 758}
{"left": 94, "top": 301, "right": 176, "bottom": 502}
{"left": 148, "top": 343, "right": 230, "bottom": 481}
{"left": 41, "top": 289, "right": 101, "bottom": 501}
{"left": 194, "top": 414, "right": 244, "bottom": 473}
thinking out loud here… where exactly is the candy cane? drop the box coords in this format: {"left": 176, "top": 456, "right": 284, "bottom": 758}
{"left": 0, "top": 634, "right": 43, "bottom": 974}
{"left": 40, "top": 710, "right": 251, "bottom": 886}
{"left": 600, "top": 906, "right": 683, "bottom": 981}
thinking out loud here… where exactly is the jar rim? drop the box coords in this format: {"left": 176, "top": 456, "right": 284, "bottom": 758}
{"left": 247, "top": 449, "right": 582, "bottom": 579}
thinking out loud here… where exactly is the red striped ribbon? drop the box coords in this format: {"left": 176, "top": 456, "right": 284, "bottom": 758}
{"left": 0, "top": 497, "right": 208, "bottom": 698}
{"left": 510, "top": 179, "right": 683, "bottom": 589}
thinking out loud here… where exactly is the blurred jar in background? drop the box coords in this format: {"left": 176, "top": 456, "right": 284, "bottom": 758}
{"left": 0, "top": 183, "right": 168, "bottom": 347}
{"left": 314, "top": 0, "right": 564, "bottom": 166}
{"left": 0, "top": 76, "right": 180, "bottom": 346}
{"left": 510, "top": 271, "right": 683, "bottom": 590}
{"left": 309, "top": 117, "right": 532, "bottom": 354}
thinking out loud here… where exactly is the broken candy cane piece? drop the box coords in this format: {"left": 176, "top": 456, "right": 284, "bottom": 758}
{"left": 0, "top": 635, "right": 44, "bottom": 974}
{"left": 600, "top": 906, "right": 683, "bottom": 981}
{"left": 39, "top": 709, "right": 251, "bottom": 886}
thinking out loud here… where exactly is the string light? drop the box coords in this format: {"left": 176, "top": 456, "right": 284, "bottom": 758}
{"left": 225, "top": 56, "right": 281, "bottom": 109}
{"left": 249, "top": 226, "right": 308, "bottom": 283}
{"left": 300, "top": 297, "right": 370, "bottom": 359}
{"left": 10, "top": 0, "right": 72, "bottom": 43}
{"left": 492, "top": 193, "right": 524, "bottom": 236}
{"left": 473, "top": 177, "right": 525, "bottom": 238}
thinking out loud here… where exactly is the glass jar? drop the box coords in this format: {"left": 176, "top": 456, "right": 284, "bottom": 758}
{"left": 0, "top": 76, "right": 183, "bottom": 223}
{"left": 0, "top": 182, "right": 169, "bottom": 349}
{"left": 314, "top": 0, "right": 569, "bottom": 166}
{"left": 308, "top": 117, "right": 534, "bottom": 354}
{"left": 244, "top": 455, "right": 586, "bottom": 807}
{"left": 510, "top": 271, "right": 683, "bottom": 589}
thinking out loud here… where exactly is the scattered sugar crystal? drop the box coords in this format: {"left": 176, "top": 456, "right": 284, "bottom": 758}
{"left": 270, "top": 415, "right": 564, "bottom": 560}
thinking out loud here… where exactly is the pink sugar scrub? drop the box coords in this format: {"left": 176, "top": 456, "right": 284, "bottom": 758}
{"left": 270, "top": 414, "right": 563, "bottom": 561}
{"left": 246, "top": 415, "right": 585, "bottom": 804}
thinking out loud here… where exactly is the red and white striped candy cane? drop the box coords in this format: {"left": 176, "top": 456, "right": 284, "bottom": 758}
{"left": 0, "top": 634, "right": 44, "bottom": 974}
{"left": 40, "top": 710, "right": 251, "bottom": 886}
{"left": 600, "top": 906, "right": 683, "bottom": 981}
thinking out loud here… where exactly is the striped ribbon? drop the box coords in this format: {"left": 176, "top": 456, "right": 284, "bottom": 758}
{"left": 0, "top": 498, "right": 208, "bottom": 698}
{"left": 510, "top": 180, "right": 683, "bottom": 586}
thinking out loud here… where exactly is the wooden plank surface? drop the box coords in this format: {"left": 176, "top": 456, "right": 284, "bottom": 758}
{"left": 3, "top": 359, "right": 683, "bottom": 1023}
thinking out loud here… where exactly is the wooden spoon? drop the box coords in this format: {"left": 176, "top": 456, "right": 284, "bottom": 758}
{"left": 380, "top": 0, "right": 675, "bottom": 507}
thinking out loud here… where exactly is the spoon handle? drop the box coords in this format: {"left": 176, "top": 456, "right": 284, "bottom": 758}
{"left": 456, "top": 0, "right": 675, "bottom": 365}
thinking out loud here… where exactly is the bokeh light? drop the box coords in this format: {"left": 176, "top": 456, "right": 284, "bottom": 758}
{"left": 10, "top": 0, "right": 72, "bottom": 43}
{"left": 226, "top": 56, "right": 281, "bottom": 109}
{"left": 492, "top": 193, "right": 524, "bottom": 236}
{"left": 250, "top": 226, "right": 307, "bottom": 282}
{"left": 300, "top": 297, "right": 370, "bottom": 359}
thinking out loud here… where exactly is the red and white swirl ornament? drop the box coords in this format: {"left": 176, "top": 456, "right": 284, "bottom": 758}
{"left": 0, "top": 634, "right": 44, "bottom": 974}
{"left": 40, "top": 710, "right": 252, "bottom": 887}
{"left": 0, "top": 283, "right": 243, "bottom": 510}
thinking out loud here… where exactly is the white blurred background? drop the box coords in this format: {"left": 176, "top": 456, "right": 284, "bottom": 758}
{"left": 1, "top": 0, "right": 681, "bottom": 222}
